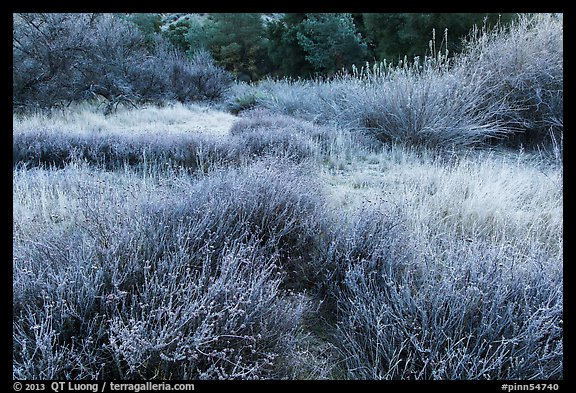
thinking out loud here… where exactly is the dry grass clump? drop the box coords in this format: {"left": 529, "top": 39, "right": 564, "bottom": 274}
{"left": 229, "top": 14, "right": 562, "bottom": 152}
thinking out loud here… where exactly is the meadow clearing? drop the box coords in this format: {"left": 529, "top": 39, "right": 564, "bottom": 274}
{"left": 13, "top": 14, "right": 562, "bottom": 380}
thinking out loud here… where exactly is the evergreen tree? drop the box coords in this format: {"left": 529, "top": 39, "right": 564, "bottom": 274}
{"left": 297, "top": 13, "right": 368, "bottom": 75}
{"left": 266, "top": 13, "right": 314, "bottom": 78}
{"left": 363, "top": 13, "right": 517, "bottom": 63}
{"left": 204, "top": 13, "right": 270, "bottom": 81}
{"left": 163, "top": 18, "right": 194, "bottom": 52}
{"left": 126, "top": 13, "right": 162, "bottom": 44}
{"left": 184, "top": 17, "right": 208, "bottom": 55}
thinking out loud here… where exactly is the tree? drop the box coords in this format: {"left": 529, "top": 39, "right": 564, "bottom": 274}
{"left": 13, "top": 13, "right": 232, "bottom": 111}
{"left": 13, "top": 13, "right": 148, "bottom": 110}
{"left": 362, "top": 13, "right": 518, "bottom": 63}
{"left": 184, "top": 17, "right": 209, "bottom": 55}
{"left": 296, "top": 13, "right": 368, "bottom": 75}
{"left": 124, "top": 13, "right": 162, "bottom": 49}
{"left": 204, "top": 13, "right": 270, "bottom": 81}
{"left": 163, "top": 18, "right": 194, "bottom": 52}
{"left": 266, "top": 13, "right": 314, "bottom": 78}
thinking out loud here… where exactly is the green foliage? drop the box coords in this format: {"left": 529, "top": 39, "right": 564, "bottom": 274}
{"left": 297, "top": 13, "right": 368, "bottom": 75}
{"left": 125, "top": 13, "right": 162, "bottom": 48}
{"left": 362, "top": 13, "right": 517, "bottom": 62}
{"left": 204, "top": 13, "right": 270, "bottom": 81}
{"left": 184, "top": 18, "right": 208, "bottom": 54}
{"left": 266, "top": 14, "right": 314, "bottom": 78}
{"left": 119, "top": 13, "right": 519, "bottom": 81}
{"left": 163, "top": 18, "right": 193, "bottom": 52}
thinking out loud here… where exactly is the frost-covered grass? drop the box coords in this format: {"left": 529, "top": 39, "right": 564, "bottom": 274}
{"left": 229, "top": 14, "right": 562, "bottom": 151}
{"left": 321, "top": 145, "right": 562, "bottom": 258}
{"left": 13, "top": 108, "right": 562, "bottom": 379}
{"left": 13, "top": 159, "right": 329, "bottom": 379}
{"left": 13, "top": 13, "right": 562, "bottom": 380}
{"left": 13, "top": 101, "right": 237, "bottom": 136}
{"left": 317, "top": 147, "right": 562, "bottom": 380}
{"left": 13, "top": 104, "right": 351, "bottom": 170}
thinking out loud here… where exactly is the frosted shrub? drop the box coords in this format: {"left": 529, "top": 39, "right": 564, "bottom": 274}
{"left": 106, "top": 244, "right": 308, "bottom": 379}
{"left": 13, "top": 240, "right": 309, "bottom": 379}
{"left": 233, "top": 14, "right": 562, "bottom": 151}
{"left": 159, "top": 49, "right": 233, "bottom": 104}
{"left": 334, "top": 237, "right": 562, "bottom": 379}
{"left": 244, "top": 59, "right": 516, "bottom": 149}
{"left": 13, "top": 159, "right": 325, "bottom": 379}
{"left": 229, "top": 108, "right": 341, "bottom": 161}
{"left": 144, "top": 159, "right": 326, "bottom": 289}
{"left": 311, "top": 201, "right": 413, "bottom": 323}
{"left": 459, "top": 13, "right": 563, "bottom": 148}
{"left": 343, "top": 62, "right": 510, "bottom": 147}
{"left": 12, "top": 129, "right": 235, "bottom": 171}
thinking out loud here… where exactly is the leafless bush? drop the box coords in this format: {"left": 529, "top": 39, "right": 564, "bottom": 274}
{"left": 13, "top": 13, "right": 232, "bottom": 112}
{"left": 156, "top": 48, "right": 233, "bottom": 103}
